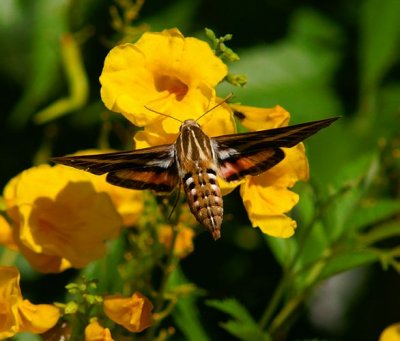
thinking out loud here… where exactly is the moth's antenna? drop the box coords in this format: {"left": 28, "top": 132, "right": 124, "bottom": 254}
{"left": 195, "top": 93, "right": 233, "bottom": 123}
{"left": 144, "top": 105, "right": 184, "bottom": 124}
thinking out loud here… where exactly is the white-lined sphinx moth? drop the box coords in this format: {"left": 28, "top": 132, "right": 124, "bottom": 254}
{"left": 52, "top": 116, "right": 338, "bottom": 240}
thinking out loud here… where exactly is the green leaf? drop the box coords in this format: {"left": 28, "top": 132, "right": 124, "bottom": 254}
{"left": 82, "top": 238, "right": 125, "bottom": 294}
{"left": 294, "top": 221, "right": 330, "bottom": 272}
{"left": 207, "top": 299, "right": 271, "bottom": 341}
{"left": 170, "top": 267, "right": 210, "bottom": 341}
{"left": 320, "top": 249, "right": 378, "bottom": 279}
{"left": 349, "top": 199, "right": 400, "bottom": 232}
{"left": 330, "top": 151, "right": 379, "bottom": 191}
{"left": 293, "top": 182, "right": 316, "bottom": 228}
{"left": 359, "top": 0, "right": 400, "bottom": 92}
{"left": 13, "top": 333, "right": 41, "bottom": 341}
{"left": 265, "top": 236, "right": 298, "bottom": 268}
{"left": 218, "top": 8, "right": 342, "bottom": 120}
{"left": 8, "top": 0, "right": 69, "bottom": 127}
{"left": 323, "top": 151, "right": 379, "bottom": 240}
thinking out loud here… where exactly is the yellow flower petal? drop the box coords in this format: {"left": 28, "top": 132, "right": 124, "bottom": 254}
{"left": 134, "top": 126, "right": 177, "bottom": 149}
{"left": 85, "top": 320, "right": 114, "bottom": 341}
{"left": 103, "top": 292, "right": 153, "bottom": 333}
{"left": 90, "top": 176, "right": 143, "bottom": 227}
{"left": 60, "top": 149, "right": 144, "bottom": 227}
{"left": 219, "top": 177, "right": 243, "bottom": 196}
{"left": 197, "top": 101, "right": 237, "bottom": 137}
{"left": 241, "top": 179, "right": 300, "bottom": 216}
{"left": 12, "top": 237, "right": 72, "bottom": 273}
{"left": 0, "top": 266, "right": 21, "bottom": 339}
{"left": 100, "top": 28, "right": 227, "bottom": 131}
{"left": 230, "top": 104, "right": 290, "bottom": 131}
{"left": 0, "top": 266, "right": 60, "bottom": 338}
{"left": 18, "top": 299, "right": 60, "bottom": 334}
{"left": 252, "top": 214, "right": 297, "bottom": 238}
{"left": 0, "top": 215, "right": 18, "bottom": 250}
{"left": 252, "top": 144, "right": 309, "bottom": 189}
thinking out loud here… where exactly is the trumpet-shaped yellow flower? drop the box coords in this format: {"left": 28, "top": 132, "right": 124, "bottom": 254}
{"left": 85, "top": 320, "right": 114, "bottom": 341}
{"left": 103, "top": 292, "right": 153, "bottom": 333}
{"left": 0, "top": 266, "right": 60, "bottom": 338}
{"left": 2, "top": 165, "right": 123, "bottom": 273}
{"left": 100, "top": 28, "right": 235, "bottom": 147}
{"left": 232, "top": 104, "right": 309, "bottom": 237}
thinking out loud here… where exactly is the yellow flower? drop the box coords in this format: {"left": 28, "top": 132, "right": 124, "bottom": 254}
{"left": 231, "top": 104, "right": 309, "bottom": 238}
{"left": 72, "top": 149, "right": 144, "bottom": 227}
{"left": 380, "top": 323, "right": 400, "bottom": 341}
{"left": 2, "top": 164, "right": 122, "bottom": 273}
{"left": 0, "top": 266, "right": 60, "bottom": 338}
{"left": 100, "top": 28, "right": 234, "bottom": 147}
{"left": 85, "top": 319, "right": 114, "bottom": 341}
{"left": 103, "top": 292, "right": 153, "bottom": 333}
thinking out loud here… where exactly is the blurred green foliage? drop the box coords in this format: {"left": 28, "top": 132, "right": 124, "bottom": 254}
{"left": 1, "top": 0, "right": 400, "bottom": 340}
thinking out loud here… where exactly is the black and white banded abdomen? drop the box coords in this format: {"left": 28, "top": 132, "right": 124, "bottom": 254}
{"left": 182, "top": 167, "right": 223, "bottom": 240}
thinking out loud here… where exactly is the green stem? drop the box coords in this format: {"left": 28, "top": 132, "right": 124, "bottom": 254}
{"left": 259, "top": 182, "right": 350, "bottom": 329}
{"left": 268, "top": 253, "right": 330, "bottom": 336}
{"left": 258, "top": 274, "right": 289, "bottom": 329}
{"left": 258, "top": 185, "right": 323, "bottom": 330}
{"left": 155, "top": 227, "right": 179, "bottom": 312}
{"left": 268, "top": 292, "right": 305, "bottom": 336}
{"left": 146, "top": 223, "right": 179, "bottom": 340}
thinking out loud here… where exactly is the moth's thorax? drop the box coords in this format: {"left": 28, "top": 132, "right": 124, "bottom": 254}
{"left": 176, "top": 120, "right": 214, "bottom": 164}
{"left": 176, "top": 120, "right": 223, "bottom": 240}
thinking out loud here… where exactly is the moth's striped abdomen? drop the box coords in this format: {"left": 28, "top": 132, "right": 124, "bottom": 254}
{"left": 182, "top": 166, "right": 223, "bottom": 240}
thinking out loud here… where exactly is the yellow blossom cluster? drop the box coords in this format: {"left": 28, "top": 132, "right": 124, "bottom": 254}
{"left": 100, "top": 28, "right": 309, "bottom": 237}
{"left": 0, "top": 162, "right": 143, "bottom": 273}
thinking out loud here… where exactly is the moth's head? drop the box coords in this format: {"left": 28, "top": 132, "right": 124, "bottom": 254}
{"left": 180, "top": 119, "right": 200, "bottom": 131}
